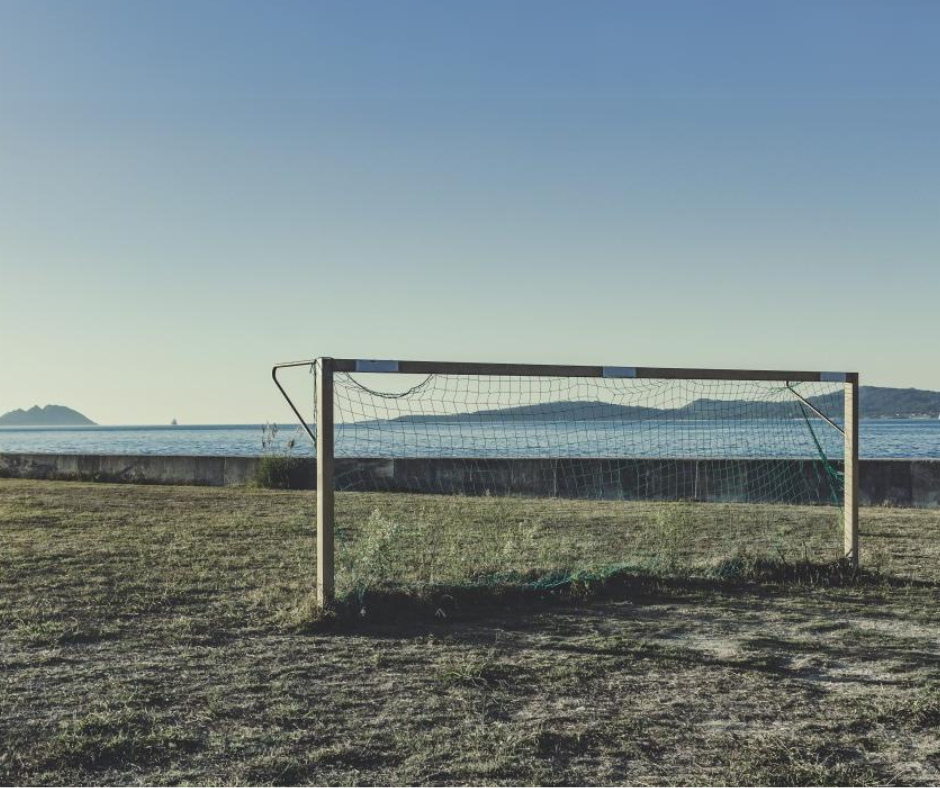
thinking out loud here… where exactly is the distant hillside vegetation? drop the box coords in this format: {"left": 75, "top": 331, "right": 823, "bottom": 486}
{"left": 857, "top": 387, "right": 940, "bottom": 419}
{"left": 388, "top": 386, "right": 940, "bottom": 422}
{"left": 672, "top": 387, "right": 940, "bottom": 420}
{"left": 0, "top": 405, "right": 96, "bottom": 426}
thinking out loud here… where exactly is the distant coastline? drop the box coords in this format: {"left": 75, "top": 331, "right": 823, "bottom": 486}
{"left": 0, "top": 405, "right": 95, "bottom": 427}
{"left": 1, "top": 384, "right": 940, "bottom": 429}
{"left": 387, "top": 386, "right": 940, "bottom": 423}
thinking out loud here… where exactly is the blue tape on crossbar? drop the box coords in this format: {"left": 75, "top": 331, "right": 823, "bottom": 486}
{"left": 355, "top": 359, "right": 400, "bottom": 373}
{"left": 603, "top": 366, "right": 637, "bottom": 378}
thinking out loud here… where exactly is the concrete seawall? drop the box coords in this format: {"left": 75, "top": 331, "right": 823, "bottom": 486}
{"left": 0, "top": 453, "right": 260, "bottom": 488}
{"left": 2, "top": 452, "right": 939, "bottom": 508}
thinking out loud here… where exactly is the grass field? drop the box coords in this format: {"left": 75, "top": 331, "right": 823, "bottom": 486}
{"left": 2, "top": 479, "right": 940, "bottom": 785}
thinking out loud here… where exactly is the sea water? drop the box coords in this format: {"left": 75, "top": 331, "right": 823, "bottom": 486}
{"left": 1, "top": 420, "right": 939, "bottom": 459}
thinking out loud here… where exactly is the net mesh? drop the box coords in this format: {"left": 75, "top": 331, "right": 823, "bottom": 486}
{"left": 303, "top": 363, "right": 847, "bottom": 599}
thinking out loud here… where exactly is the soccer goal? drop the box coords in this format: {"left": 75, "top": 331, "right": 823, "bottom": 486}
{"left": 272, "top": 358, "right": 859, "bottom": 606}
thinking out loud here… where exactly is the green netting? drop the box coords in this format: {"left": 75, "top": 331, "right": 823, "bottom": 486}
{"left": 303, "top": 363, "right": 846, "bottom": 600}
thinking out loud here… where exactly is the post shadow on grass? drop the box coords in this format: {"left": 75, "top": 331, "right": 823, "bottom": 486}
{"left": 287, "top": 557, "right": 912, "bottom": 633}
{"left": 407, "top": 591, "right": 937, "bottom": 689}
{"left": 511, "top": 585, "right": 940, "bottom": 686}
{"left": 741, "top": 632, "right": 940, "bottom": 677}
{"left": 535, "top": 629, "right": 922, "bottom": 686}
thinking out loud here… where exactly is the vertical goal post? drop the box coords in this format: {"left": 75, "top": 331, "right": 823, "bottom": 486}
{"left": 844, "top": 375, "right": 860, "bottom": 563}
{"left": 273, "top": 358, "right": 860, "bottom": 607}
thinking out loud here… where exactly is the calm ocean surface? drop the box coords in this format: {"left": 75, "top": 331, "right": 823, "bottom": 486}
{"left": 1, "top": 420, "right": 939, "bottom": 459}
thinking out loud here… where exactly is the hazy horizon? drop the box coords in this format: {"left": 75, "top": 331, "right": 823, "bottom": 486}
{"left": 5, "top": 377, "right": 940, "bottom": 428}
{"left": 2, "top": 0, "right": 938, "bottom": 424}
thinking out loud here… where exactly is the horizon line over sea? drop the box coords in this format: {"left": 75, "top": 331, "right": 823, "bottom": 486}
{"left": 1, "top": 420, "right": 940, "bottom": 460}
{"left": 0, "top": 423, "right": 291, "bottom": 431}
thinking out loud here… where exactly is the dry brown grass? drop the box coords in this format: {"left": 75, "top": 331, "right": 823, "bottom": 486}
{"left": 2, "top": 478, "right": 940, "bottom": 785}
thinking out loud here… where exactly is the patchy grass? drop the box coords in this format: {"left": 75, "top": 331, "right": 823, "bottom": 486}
{"left": 333, "top": 495, "right": 849, "bottom": 597}
{"left": 905, "top": 682, "right": 940, "bottom": 729}
{"left": 2, "top": 479, "right": 940, "bottom": 785}
{"left": 723, "top": 734, "right": 886, "bottom": 787}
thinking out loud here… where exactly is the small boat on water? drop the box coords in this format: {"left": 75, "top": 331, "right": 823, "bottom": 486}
{"left": 171, "top": 418, "right": 178, "bottom": 426}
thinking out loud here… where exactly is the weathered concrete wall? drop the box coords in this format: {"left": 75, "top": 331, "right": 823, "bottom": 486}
{"left": 345, "top": 458, "right": 841, "bottom": 504}
{"left": 1, "top": 452, "right": 939, "bottom": 507}
{"left": 0, "top": 453, "right": 262, "bottom": 487}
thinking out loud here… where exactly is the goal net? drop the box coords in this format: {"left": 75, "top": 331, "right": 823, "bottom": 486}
{"left": 280, "top": 360, "right": 853, "bottom": 603}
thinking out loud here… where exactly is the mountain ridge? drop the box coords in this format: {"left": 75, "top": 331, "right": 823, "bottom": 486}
{"left": 0, "top": 405, "right": 96, "bottom": 426}
{"left": 386, "top": 386, "right": 940, "bottom": 422}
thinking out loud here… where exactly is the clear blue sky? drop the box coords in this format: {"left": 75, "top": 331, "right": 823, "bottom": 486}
{"left": 1, "top": 0, "right": 937, "bottom": 424}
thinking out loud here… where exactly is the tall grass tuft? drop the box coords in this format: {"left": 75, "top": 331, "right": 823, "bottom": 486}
{"left": 254, "top": 422, "right": 307, "bottom": 489}
{"left": 254, "top": 456, "right": 307, "bottom": 490}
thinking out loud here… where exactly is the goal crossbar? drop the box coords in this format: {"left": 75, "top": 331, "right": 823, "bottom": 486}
{"left": 274, "top": 357, "right": 858, "bottom": 383}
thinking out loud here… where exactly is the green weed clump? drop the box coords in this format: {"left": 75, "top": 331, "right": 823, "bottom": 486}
{"left": 253, "top": 456, "right": 307, "bottom": 489}
{"left": 254, "top": 422, "right": 308, "bottom": 489}
{"left": 335, "top": 500, "right": 577, "bottom": 602}
{"left": 708, "top": 555, "right": 865, "bottom": 586}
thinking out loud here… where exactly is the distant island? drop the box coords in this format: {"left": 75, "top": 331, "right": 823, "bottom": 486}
{"left": 843, "top": 386, "right": 940, "bottom": 419}
{"left": 0, "top": 405, "right": 96, "bottom": 426}
{"left": 387, "top": 386, "right": 940, "bottom": 423}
